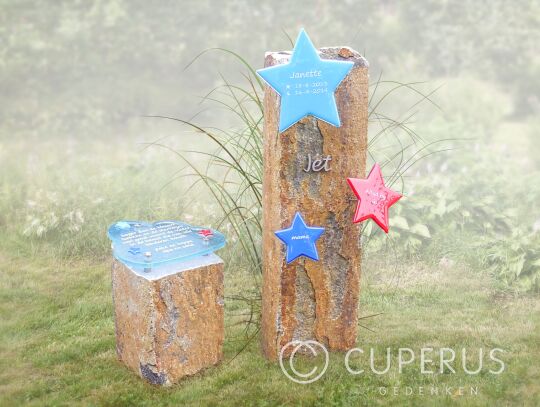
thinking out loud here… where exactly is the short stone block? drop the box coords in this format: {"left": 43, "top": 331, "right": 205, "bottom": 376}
{"left": 111, "top": 253, "right": 224, "bottom": 385}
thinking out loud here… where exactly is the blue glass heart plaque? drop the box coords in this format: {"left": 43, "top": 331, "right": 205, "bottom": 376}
{"left": 107, "top": 220, "right": 226, "bottom": 271}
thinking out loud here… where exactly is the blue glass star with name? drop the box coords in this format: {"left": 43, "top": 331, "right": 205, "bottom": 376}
{"left": 274, "top": 212, "right": 325, "bottom": 263}
{"left": 257, "top": 29, "right": 354, "bottom": 132}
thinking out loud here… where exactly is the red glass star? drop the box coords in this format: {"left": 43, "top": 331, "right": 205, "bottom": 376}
{"left": 347, "top": 163, "right": 402, "bottom": 233}
{"left": 198, "top": 229, "right": 214, "bottom": 238}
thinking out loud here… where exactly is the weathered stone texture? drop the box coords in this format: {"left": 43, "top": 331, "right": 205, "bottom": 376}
{"left": 262, "top": 47, "right": 369, "bottom": 360}
{"left": 111, "top": 255, "right": 224, "bottom": 385}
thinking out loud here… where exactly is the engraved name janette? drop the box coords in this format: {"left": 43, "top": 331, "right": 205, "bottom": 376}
{"left": 303, "top": 153, "right": 332, "bottom": 172}
{"left": 289, "top": 70, "right": 322, "bottom": 79}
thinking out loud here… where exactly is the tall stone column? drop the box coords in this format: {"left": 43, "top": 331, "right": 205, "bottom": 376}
{"left": 261, "top": 47, "right": 369, "bottom": 360}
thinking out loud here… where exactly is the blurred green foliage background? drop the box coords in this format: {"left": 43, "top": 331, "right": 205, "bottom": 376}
{"left": 2, "top": 0, "right": 538, "bottom": 291}
{"left": 1, "top": 0, "right": 538, "bottom": 140}
{"left": 1, "top": 2, "right": 540, "bottom": 405}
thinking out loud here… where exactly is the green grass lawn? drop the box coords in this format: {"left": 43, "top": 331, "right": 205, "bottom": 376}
{"left": 1, "top": 241, "right": 538, "bottom": 406}
{"left": 1, "top": 124, "right": 539, "bottom": 406}
{"left": 2, "top": 3, "right": 540, "bottom": 404}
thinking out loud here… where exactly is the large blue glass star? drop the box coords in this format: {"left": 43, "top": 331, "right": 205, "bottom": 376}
{"left": 257, "top": 29, "right": 354, "bottom": 133}
{"left": 274, "top": 212, "right": 325, "bottom": 264}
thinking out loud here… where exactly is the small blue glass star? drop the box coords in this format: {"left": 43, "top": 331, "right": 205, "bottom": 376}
{"left": 274, "top": 212, "right": 325, "bottom": 263}
{"left": 257, "top": 29, "right": 354, "bottom": 132}
{"left": 115, "top": 221, "right": 131, "bottom": 230}
{"left": 128, "top": 247, "right": 141, "bottom": 255}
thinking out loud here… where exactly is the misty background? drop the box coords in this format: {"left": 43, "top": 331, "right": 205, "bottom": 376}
{"left": 2, "top": 1, "right": 537, "bottom": 141}
{"left": 1, "top": 1, "right": 539, "bottom": 290}
{"left": 1, "top": 2, "right": 540, "bottom": 405}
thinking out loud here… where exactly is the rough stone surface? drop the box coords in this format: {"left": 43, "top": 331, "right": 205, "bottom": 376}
{"left": 111, "top": 256, "right": 224, "bottom": 385}
{"left": 261, "top": 47, "right": 368, "bottom": 360}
